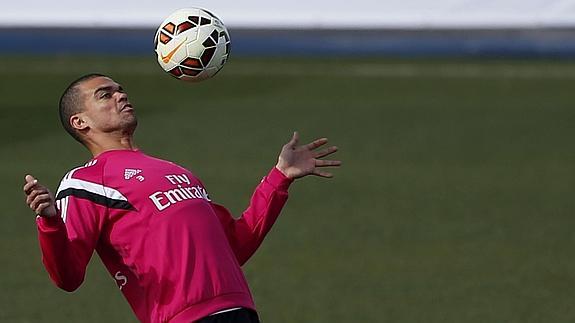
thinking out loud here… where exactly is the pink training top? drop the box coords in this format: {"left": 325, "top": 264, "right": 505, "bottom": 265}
{"left": 36, "top": 149, "right": 292, "bottom": 322}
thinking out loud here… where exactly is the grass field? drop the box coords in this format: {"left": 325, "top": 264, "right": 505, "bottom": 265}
{"left": 1, "top": 56, "right": 575, "bottom": 322}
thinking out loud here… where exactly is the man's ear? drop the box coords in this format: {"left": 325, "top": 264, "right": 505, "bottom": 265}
{"left": 70, "top": 114, "right": 89, "bottom": 131}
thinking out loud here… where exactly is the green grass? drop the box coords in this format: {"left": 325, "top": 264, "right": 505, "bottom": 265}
{"left": 1, "top": 56, "right": 575, "bottom": 322}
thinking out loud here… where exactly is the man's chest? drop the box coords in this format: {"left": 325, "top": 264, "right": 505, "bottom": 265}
{"left": 101, "top": 158, "right": 214, "bottom": 248}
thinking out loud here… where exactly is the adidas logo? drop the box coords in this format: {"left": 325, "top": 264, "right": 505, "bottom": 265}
{"left": 124, "top": 168, "right": 143, "bottom": 180}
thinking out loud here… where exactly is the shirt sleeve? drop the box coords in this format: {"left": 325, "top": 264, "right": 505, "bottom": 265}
{"left": 36, "top": 179, "right": 106, "bottom": 292}
{"left": 212, "top": 167, "right": 293, "bottom": 265}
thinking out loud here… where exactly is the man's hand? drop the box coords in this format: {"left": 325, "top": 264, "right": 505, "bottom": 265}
{"left": 276, "top": 132, "right": 341, "bottom": 179}
{"left": 23, "top": 175, "right": 57, "bottom": 218}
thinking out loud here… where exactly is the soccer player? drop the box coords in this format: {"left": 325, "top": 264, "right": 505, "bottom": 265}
{"left": 23, "top": 74, "right": 340, "bottom": 323}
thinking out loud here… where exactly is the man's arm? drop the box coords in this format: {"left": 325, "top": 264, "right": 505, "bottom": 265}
{"left": 214, "top": 132, "right": 341, "bottom": 265}
{"left": 24, "top": 175, "right": 103, "bottom": 292}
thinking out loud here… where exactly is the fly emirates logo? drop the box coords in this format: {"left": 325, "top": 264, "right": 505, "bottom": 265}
{"left": 149, "top": 174, "right": 211, "bottom": 211}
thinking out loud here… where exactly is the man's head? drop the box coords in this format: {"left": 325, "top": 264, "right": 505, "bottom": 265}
{"left": 59, "top": 74, "right": 137, "bottom": 145}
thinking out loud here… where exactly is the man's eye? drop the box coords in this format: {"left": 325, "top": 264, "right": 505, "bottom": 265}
{"left": 101, "top": 93, "right": 111, "bottom": 99}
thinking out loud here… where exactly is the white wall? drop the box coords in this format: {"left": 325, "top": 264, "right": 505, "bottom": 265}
{"left": 1, "top": 0, "right": 575, "bottom": 28}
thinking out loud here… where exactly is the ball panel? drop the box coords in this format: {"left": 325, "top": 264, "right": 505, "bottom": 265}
{"left": 168, "top": 67, "right": 183, "bottom": 78}
{"left": 200, "top": 17, "right": 211, "bottom": 26}
{"left": 202, "top": 37, "right": 216, "bottom": 47}
{"left": 208, "top": 43, "right": 228, "bottom": 69}
{"left": 200, "top": 47, "right": 216, "bottom": 66}
{"left": 181, "top": 58, "right": 202, "bottom": 68}
{"left": 162, "top": 23, "right": 176, "bottom": 35}
{"left": 159, "top": 33, "right": 172, "bottom": 44}
{"left": 177, "top": 22, "right": 194, "bottom": 35}
{"left": 181, "top": 67, "right": 202, "bottom": 76}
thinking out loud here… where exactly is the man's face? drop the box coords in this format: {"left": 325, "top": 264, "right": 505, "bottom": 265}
{"left": 75, "top": 76, "right": 137, "bottom": 137}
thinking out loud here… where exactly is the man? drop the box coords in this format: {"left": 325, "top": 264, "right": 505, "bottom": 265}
{"left": 23, "top": 74, "right": 340, "bottom": 323}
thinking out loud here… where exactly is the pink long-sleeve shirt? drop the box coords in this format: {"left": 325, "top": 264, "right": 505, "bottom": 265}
{"left": 36, "top": 149, "right": 292, "bottom": 322}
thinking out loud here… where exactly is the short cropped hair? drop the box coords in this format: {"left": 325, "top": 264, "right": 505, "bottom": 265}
{"left": 58, "top": 73, "right": 108, "bottom": 144}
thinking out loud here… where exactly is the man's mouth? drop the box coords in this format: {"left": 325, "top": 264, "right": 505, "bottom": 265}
{"left": 121, "top": 104, "right": 134, "bottom": 112}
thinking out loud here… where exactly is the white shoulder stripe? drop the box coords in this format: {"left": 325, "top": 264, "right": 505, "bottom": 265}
{"left": 62, "top": 196, "right": 69, "bottom": 223}
{"left": 64, "top": 159, "right": 98, "bottom": 180}
{"left": 85, "top": 160, "right": 98, "bottom": 167}
{"left": 56, "top": 178, "right": 128, "bottom": 202}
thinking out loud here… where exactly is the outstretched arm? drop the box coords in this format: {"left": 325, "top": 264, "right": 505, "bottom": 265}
{"left": 215, "top": 132, "right": 341, "bottom": 265}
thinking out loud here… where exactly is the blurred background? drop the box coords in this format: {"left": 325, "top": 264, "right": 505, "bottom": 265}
{"left": 1, "top": 1, "right": 575, "bottom": 322}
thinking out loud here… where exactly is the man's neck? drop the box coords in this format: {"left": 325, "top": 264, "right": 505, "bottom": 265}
{"left": 87, "top": 135, "right": 137, "bottom": 157}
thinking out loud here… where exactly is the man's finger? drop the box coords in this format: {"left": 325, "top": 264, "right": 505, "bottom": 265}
{"left": 26, "top": 188, "right": 46, "bottom": 205}
{"left": 315, "top": 146, "right": 338, "bottom": 158}
{"left": 305, "top": 138, "right": 328, "bottom": 151}
{"left": 286, "top": 131, "right": 299, "bottom": 148}
{"left": 27, "top": 187, "right": 48, "bottom": 204}
{"left": 23, "top": 175, "right": 39, "bottom": 194}
{"left": 315, "top": 159, "right": 342, "bottom": 167}
{"left": 312, "top": 170, "right": 333, "bottom": 178}
{"left": 30, "top": 193, "right": 51, "bottom": 210}
{"left": 35, "top": 202, "right": 51, "bottom": 215}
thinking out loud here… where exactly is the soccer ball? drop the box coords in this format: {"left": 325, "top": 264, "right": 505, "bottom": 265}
{"left": 154, "top": 8, "right": 231, "bottom": 82}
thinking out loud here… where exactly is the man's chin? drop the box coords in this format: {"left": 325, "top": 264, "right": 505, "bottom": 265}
{"left": 123, "top": 116, "right": 138, "bottom": 134}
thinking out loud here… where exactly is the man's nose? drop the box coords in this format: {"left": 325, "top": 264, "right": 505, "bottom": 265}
{"left": 115, "top": 91, "right": 128, "bottom": 101}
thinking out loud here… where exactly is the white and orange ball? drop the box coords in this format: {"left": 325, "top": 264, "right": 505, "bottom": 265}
{"left": 154, "top": 8, "right": 231, "bottom": 82}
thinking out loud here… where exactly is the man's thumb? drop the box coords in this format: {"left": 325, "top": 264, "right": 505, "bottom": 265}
{"left": 287, "top": 131, "right": 299, "bottom": 148}
{"left": 25, "top": 174, "right": 37, "bottom": 184}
